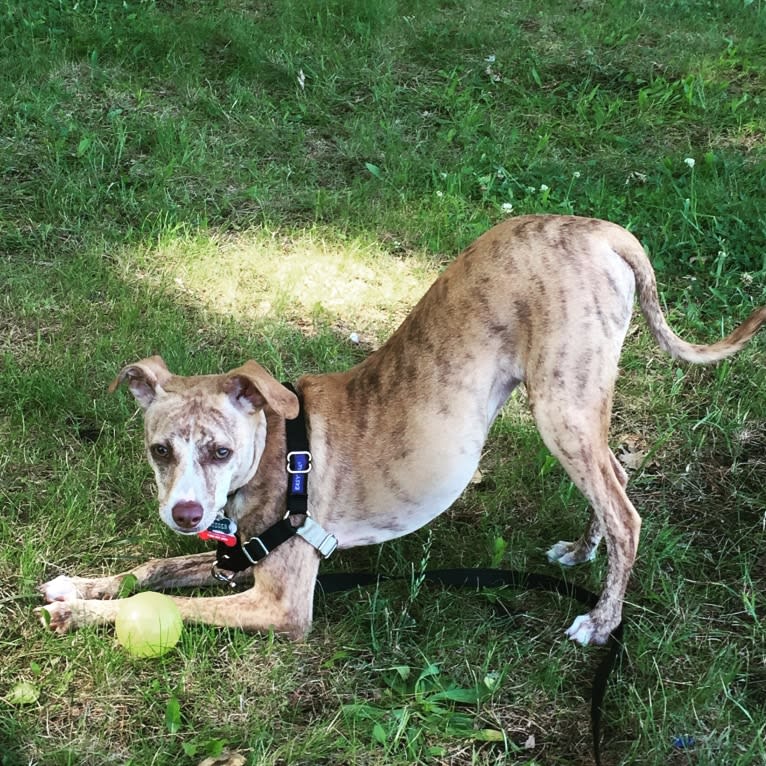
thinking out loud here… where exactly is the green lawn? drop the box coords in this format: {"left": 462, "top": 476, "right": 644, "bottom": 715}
{"left": 1, "top": 1, "right": 765, "bottom": 764}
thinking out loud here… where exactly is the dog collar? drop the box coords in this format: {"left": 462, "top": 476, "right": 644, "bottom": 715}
{"left": 210, "top": 383, "right": 337, "bottom": 583}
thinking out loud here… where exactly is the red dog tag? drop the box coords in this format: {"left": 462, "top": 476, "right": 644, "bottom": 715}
{"left": 198, "top": 516, "right": 238, "bottom": 547}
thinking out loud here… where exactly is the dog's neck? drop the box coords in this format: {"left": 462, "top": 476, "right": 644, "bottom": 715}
{"left": 225, "top": 406, "right": 290, "bottom": 539}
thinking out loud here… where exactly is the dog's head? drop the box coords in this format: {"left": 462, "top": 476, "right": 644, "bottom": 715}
{"left": 110, "top": 356, "right": 298, "bottom": 535}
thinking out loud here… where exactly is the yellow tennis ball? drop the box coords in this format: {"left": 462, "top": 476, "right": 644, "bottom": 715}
{"left": 115, "top": 592, "right": 183, "bottom": 658}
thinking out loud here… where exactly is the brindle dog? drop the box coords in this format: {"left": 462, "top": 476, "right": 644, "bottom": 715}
{"left": 39, "top": 215, "right": 766, "bottom": 644}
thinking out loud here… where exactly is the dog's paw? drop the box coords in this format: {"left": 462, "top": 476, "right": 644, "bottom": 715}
{"left": 39, "top": 574, "right": 120, "bottom": 601}
{"left": 546, "top": 540, "right": 597, "bottom": 567}
{"left": 39, "top": 575, "right": 80, "bottom": 603}
{"left": 35, "top": 602, "right": 76, "bottom": 634}
{"left": 565, "top": 614, "right": 610, "bottom": 646}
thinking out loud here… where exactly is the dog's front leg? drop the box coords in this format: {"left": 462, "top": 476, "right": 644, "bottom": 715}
{"left": 39, "top": 585, "right": 308, "bottom": 639}
{"left": 38, "top": 551, "right": 247, "bottom": 634}
{"left": 38, "top": 541, "right": 319, "bottom": 640}
{"left": 38, "top": 551, "right": 247, "bottom": 604}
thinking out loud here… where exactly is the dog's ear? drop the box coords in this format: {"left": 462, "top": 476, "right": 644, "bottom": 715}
{"left": 223, "top": 361, "right": 299, "bottom": 419}
{"left": 109, "top": 356, "right": 172, "bottom": 410}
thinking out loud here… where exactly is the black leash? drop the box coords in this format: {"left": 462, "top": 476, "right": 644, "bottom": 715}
{"left": 317, "top": 567, "right": 624, "bottom": 766}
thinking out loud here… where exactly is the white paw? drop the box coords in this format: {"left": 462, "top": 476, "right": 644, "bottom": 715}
{"left": 546, "top": 540, "right": 596, "bottom": 567}
{"left": 39, "top": 575, "right": 79, "bottom": 603}
{"left": 565, "top": 614, "right": 609, "bottom": 646}
{"left": 546, "top": 541, "right": 578, "bottom": 566}
{"left": 36, "top": 601, "right": 77, "bottom": 634}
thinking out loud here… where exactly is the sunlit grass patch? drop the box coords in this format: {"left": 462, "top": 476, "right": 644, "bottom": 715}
{"left": 122, "top": 227, "right": 440, "bottom": 344}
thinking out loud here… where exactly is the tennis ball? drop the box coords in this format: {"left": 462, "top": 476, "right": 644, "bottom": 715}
{"left": 115, "top": 592, "right": 183, "bottom": 658}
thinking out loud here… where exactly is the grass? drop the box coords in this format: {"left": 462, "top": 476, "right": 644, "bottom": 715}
{"left": 1, "top": 0, "right": 766, "bottom": 763}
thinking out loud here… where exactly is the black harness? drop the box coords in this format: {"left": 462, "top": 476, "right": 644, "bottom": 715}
{"left": 210, "top": 382, "right": 337, "bottom": 580}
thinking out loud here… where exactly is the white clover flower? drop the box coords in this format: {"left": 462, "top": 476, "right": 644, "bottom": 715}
{"left": 684, "top": 157, "right": 695, "bottom": 168}
{"left": 501, "top": 202, "right": 514, "bottom": 213}
{"left": 573, "top": 171, "right": 581, "bottom": 179}
{"left": 540, "top": 184, "right": 550, "bottom": 192}
{"left": 436, "top": 190, "right": 444, "bottom": 197}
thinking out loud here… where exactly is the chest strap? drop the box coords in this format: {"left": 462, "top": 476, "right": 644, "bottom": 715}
{"left": 212, "top": 383, "right": 337, "bottom": 580}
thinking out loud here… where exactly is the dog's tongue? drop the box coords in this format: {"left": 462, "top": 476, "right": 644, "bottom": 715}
{"left": 198, "top": 516, "right": 238, "bottom": 547}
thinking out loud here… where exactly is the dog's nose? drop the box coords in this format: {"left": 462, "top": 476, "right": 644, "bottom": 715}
{"left": 171, "top": 501, "right": 204, "bottom": 530}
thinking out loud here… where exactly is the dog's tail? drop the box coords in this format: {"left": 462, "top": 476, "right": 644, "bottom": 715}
{"left": 608, "top": 225, "right": 766, "bottom": 364}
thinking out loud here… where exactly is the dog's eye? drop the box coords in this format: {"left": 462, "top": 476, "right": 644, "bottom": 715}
{"left": 150, "top": 444, "right": 170, "bottom": 459}
{"left": 213, "top": 447, "right": 231, "bottom": 461}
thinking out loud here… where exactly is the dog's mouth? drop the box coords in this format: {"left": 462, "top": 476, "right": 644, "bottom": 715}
{"left": 173, "top": 525, "right": 205, "bottom": 536}
{"left": 163, "top": 498, "right": 241, "bottom": 543}
{"left": 164, "top": 519, "right": 207, "bottom": 536}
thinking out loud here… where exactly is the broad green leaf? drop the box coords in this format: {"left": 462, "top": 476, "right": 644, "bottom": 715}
{"left": 473, "top": 729, "right": 506, "bottom": 742}
{"left": 6, "top": 681, "right": 40, "bottom": 706}
{"left": 165, "top": 697, "right": 182, "bottom": 734}
{"left": 372, "top": 723, "right": 387, "bottom": 745}
{"left": 429, "top": 687, "right": 483, "bottom": 704}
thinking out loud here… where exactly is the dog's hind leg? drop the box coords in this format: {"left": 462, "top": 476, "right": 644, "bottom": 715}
{"left": 546, "top": 451, "right": 628, "bottom": 566}
{"left": 530, "top": 387, "right": 640, "bottom": 645}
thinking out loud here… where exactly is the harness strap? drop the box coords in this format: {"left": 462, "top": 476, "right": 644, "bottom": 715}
{"left": 213, "top": 382, "right": 337, "bottom": 575}
{"left": 216, "top": 518, "right": 298, "bottom": 571}
{"left": 283, "top": 382, "right": 310, "bottom": 516}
